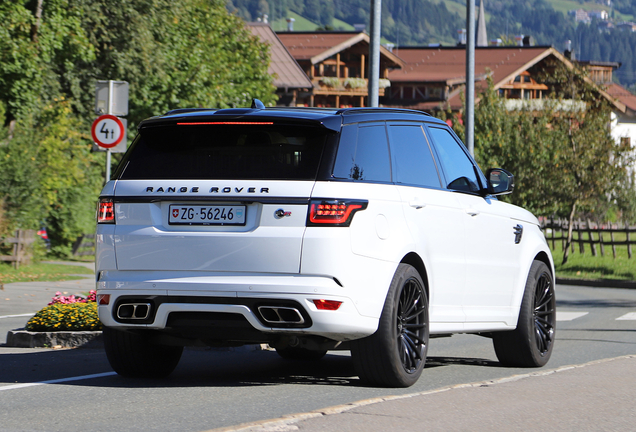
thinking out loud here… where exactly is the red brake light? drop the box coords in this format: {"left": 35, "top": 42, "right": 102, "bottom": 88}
{"left": 313, "top": 299, "right": 343, "bottom": 311}
{"left": 307, "top": 199, "right": 368, "bottom": 226}
{"left": 177, "top": 122, "right": 273, "bottom": 125}
{"left": 97, "top": 198, "right": 115, "bottom": 224}
{"left": 97, "top": 294, "right": 111, "bottom": 305}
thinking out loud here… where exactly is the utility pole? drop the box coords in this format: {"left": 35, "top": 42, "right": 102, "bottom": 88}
{"left": 466, "top": 0, "right": 475, "bottom": 156}
{"left": 368, "top": 0, "right": 382, "bottom": 107}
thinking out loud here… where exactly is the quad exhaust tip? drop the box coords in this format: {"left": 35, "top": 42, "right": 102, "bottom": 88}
{"left": 258, "top": 306, "right": 305, "bottom": 325}
{"left": 117, "top": 303, "right": 151, "bottom": 320}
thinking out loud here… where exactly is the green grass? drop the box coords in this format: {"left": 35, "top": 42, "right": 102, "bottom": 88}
{"left": 547, "top": 0, "right": 633, "bottom": 21}
{"left": 547, "top": 232, "right": 636, "bottom": 281}
{"left": 0, "top": 262, "right": 92, "bottom": 284}
{"left": 270, "top": 11, "right": 355, "bottom": 32}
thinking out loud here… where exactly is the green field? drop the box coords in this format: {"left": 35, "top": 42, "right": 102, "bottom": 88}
{"left": 0, "top": 262, "right": 92, "bottom": 284}
{"left": 547, "top": 230, "right": 636, "bottom": 281}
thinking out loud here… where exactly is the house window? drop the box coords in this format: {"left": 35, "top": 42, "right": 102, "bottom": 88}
{"left": 427, "top": 87, "right": 443, "bottom": 99}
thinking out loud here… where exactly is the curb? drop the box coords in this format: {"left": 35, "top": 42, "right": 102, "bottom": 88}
{"left": 6, "top": 329, "right": 103, "bottom": 349}
{"left": 556, "top": 278, "right": 636, "bottom": 289}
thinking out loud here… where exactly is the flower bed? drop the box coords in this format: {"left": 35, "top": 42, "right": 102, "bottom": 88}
{"left": 25, "top": 290, "right": 102, "bottom": 332}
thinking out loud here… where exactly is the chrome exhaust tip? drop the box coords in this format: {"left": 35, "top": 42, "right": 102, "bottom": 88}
{"left": 258, "top": 306, "right": 305, "bottom": 325}
{"left": 117, "top": 303, "right": 151, "bottom": 320}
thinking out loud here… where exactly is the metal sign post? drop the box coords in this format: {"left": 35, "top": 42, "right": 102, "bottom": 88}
{"left": 94, "top": 80, "right": 128, "bottom": 183}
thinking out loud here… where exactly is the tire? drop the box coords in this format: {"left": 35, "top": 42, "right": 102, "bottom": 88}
{"left": 275, "top": 346, "right": 327, "bottom": 361}
{"left": 351, "top": 264, "right": 429, "bottom": 388}
{"left": 493, "top": 260, "right": 556, "bottom": 367}
{"left": 103, "top": 327, "right": 183, "bottom": 378}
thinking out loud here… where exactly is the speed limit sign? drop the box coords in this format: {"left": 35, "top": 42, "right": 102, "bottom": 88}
{"left": 92, "top": 114, "right": 125, "bottom": 148}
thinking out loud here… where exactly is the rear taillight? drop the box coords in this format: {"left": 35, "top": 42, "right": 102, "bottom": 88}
{"left": 307, "top": 199, "right": 368, "bottom": 226}
{"left": 97, "top": 198, "right": 115, "bottom": 224}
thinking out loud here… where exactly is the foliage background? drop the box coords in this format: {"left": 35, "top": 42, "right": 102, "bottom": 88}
{"left": 0, "top": 0, "right": 276, "bottom": 256}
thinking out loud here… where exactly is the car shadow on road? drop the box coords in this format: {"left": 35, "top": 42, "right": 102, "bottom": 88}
{"left": 0, "top": 346, "right": 504, "bottom": 390}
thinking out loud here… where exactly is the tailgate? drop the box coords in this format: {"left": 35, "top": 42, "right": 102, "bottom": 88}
{"left": 112, "top": 180, "right": 313, "bottom": 273}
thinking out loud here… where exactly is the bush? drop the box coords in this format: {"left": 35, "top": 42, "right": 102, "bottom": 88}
{"left": 26, "top": 302, "right": 102, "bottom": 332}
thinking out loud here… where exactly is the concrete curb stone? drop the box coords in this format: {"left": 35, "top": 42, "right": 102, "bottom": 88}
{"left": 6, "top": 329, "right": 103, "bottom": 349}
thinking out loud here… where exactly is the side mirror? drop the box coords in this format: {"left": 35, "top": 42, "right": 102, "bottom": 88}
{"left": 486, "top": 168, "right": 514, "bottom": 195}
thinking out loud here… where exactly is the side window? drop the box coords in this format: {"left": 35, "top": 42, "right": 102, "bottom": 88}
{"left": 333, "top": 123, "right": 391, "bottom": 182}
{"left": 427, "top": 127, "right": 481, "bottom": 193}
{"left": 387, "top": 124, "right": 441, "bottom": 188}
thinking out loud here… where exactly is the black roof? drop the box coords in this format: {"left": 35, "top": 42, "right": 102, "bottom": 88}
{"left": 139, "top": 100, "right": 442, "bottom": 132}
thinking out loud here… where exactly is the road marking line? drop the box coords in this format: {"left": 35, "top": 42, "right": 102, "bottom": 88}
{"left": 616, "top": 312, "right": 636, "bottom": 321}
{"left": 0, "top": 372, "right": 116, "bottom": 392}
{"left": 0, "top": 313, "right": 35, "bottom": 320}
{"left": 556, "top": 311, "right": 589, "bottom": 321}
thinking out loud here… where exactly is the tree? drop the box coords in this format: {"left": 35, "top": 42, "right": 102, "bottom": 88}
{"left": 74, "top": 0, "right": 276, "bottom": 126}
{"left": 0, "top": 99, "right": 103, "bottom": 254}
{"left": 440, "top": 69, "right": 635, "bottom": 265}
{"left": 1, "top": 0, "right": 277, "bottom": 255}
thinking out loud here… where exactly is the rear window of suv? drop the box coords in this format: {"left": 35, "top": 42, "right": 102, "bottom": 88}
{"left": 117, "top": 124, "right": 330, "bottom": 180}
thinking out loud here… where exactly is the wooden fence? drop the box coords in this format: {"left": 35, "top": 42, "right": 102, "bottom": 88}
{"left": 541, "top": 217, "right": 634, "bottom": 259}
{"left": 0, "top": 229, "right": 37, "bottom": 268}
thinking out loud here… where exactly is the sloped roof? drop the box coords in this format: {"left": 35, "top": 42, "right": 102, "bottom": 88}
{"left": 386, "top": 46, "right": 625, "bottom": 113}
{"left": 248, "top": 23, "right": 312, "bottom": 89}
{"left": 606, "top": 83, "right": 636, "bottom": 114}
{"left": 388, "top": 46, "right": 554, "bottom": 86}
{"left": 277, "top": 31, "right": 404, "bottom": 68}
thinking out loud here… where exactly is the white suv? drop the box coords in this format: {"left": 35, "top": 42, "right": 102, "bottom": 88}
{"left": 96, "top": 101, "right": 556, "bottom": 387}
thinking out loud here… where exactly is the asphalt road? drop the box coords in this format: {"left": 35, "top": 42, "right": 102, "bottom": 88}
{"left": 1, "top": 276, "right": 636, "bottom": 432}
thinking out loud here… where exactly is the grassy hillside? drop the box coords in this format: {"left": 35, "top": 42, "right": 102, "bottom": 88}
{"left": 437, "top": 0, "right": 633, "bottom": 23}
{"left": 270, "top": 11, "right": 355, "bottom": 32}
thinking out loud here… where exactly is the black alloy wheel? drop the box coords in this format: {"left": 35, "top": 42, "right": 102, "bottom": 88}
{"left": 493, "top": 260, "right": 556, "bottom": 367}
{"left": 396, "top": 275, "right": 428, "bottom": 374}
{"left": 533, "top": 269, "right": 555, "bottom": 356}
{"left": 351, "top": 264, "right": 429, "bottom": 387}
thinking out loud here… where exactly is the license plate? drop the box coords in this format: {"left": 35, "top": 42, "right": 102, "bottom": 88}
{"left": 169, "top": 205, "right": 246, "bottom": 225}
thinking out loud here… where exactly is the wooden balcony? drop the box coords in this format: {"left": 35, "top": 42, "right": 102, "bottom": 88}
{"left": 312, "top": 77, "right": 390, "bottom": 97}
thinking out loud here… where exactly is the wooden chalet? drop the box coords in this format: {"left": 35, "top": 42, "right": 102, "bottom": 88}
{"left": 276, "top": 31, "right": 404, "bottom": 107}
{"left": 383, "top": 46, "right": 624, "bottom": 114}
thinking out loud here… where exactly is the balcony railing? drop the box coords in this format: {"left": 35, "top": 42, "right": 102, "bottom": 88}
{"left": 312, "top": 77, "right": 390, "bottom": 95}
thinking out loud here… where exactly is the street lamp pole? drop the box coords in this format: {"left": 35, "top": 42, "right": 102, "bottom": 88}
{"left": 368, "top": 0, "right": 382, "bottom": 107}
{"left": 466, "top": 0, "right": 475, "bottom": 156}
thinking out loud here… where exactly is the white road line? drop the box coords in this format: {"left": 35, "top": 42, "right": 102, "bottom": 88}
{"left": 0, "top": 372, "right": 117, "bottom": 392}
{"left": 557, "top": 311, "right": 589, "bottom": 321}
{"left": 0, "top": 313, "right": 35, "bottom": 320}
{"left": 616, "top": 312, "right": 636, "bottom": 321}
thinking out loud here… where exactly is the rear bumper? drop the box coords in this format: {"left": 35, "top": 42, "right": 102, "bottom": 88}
{"left": 96, "top": 271, "right": 379, "bottom": 341}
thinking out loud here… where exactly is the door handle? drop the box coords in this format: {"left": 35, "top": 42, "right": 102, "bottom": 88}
{"left": 465, "top": 208, "right": 480, "bottom": 216}
{"left": 409, "top": 200, "right": 426, "bottom": 209}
